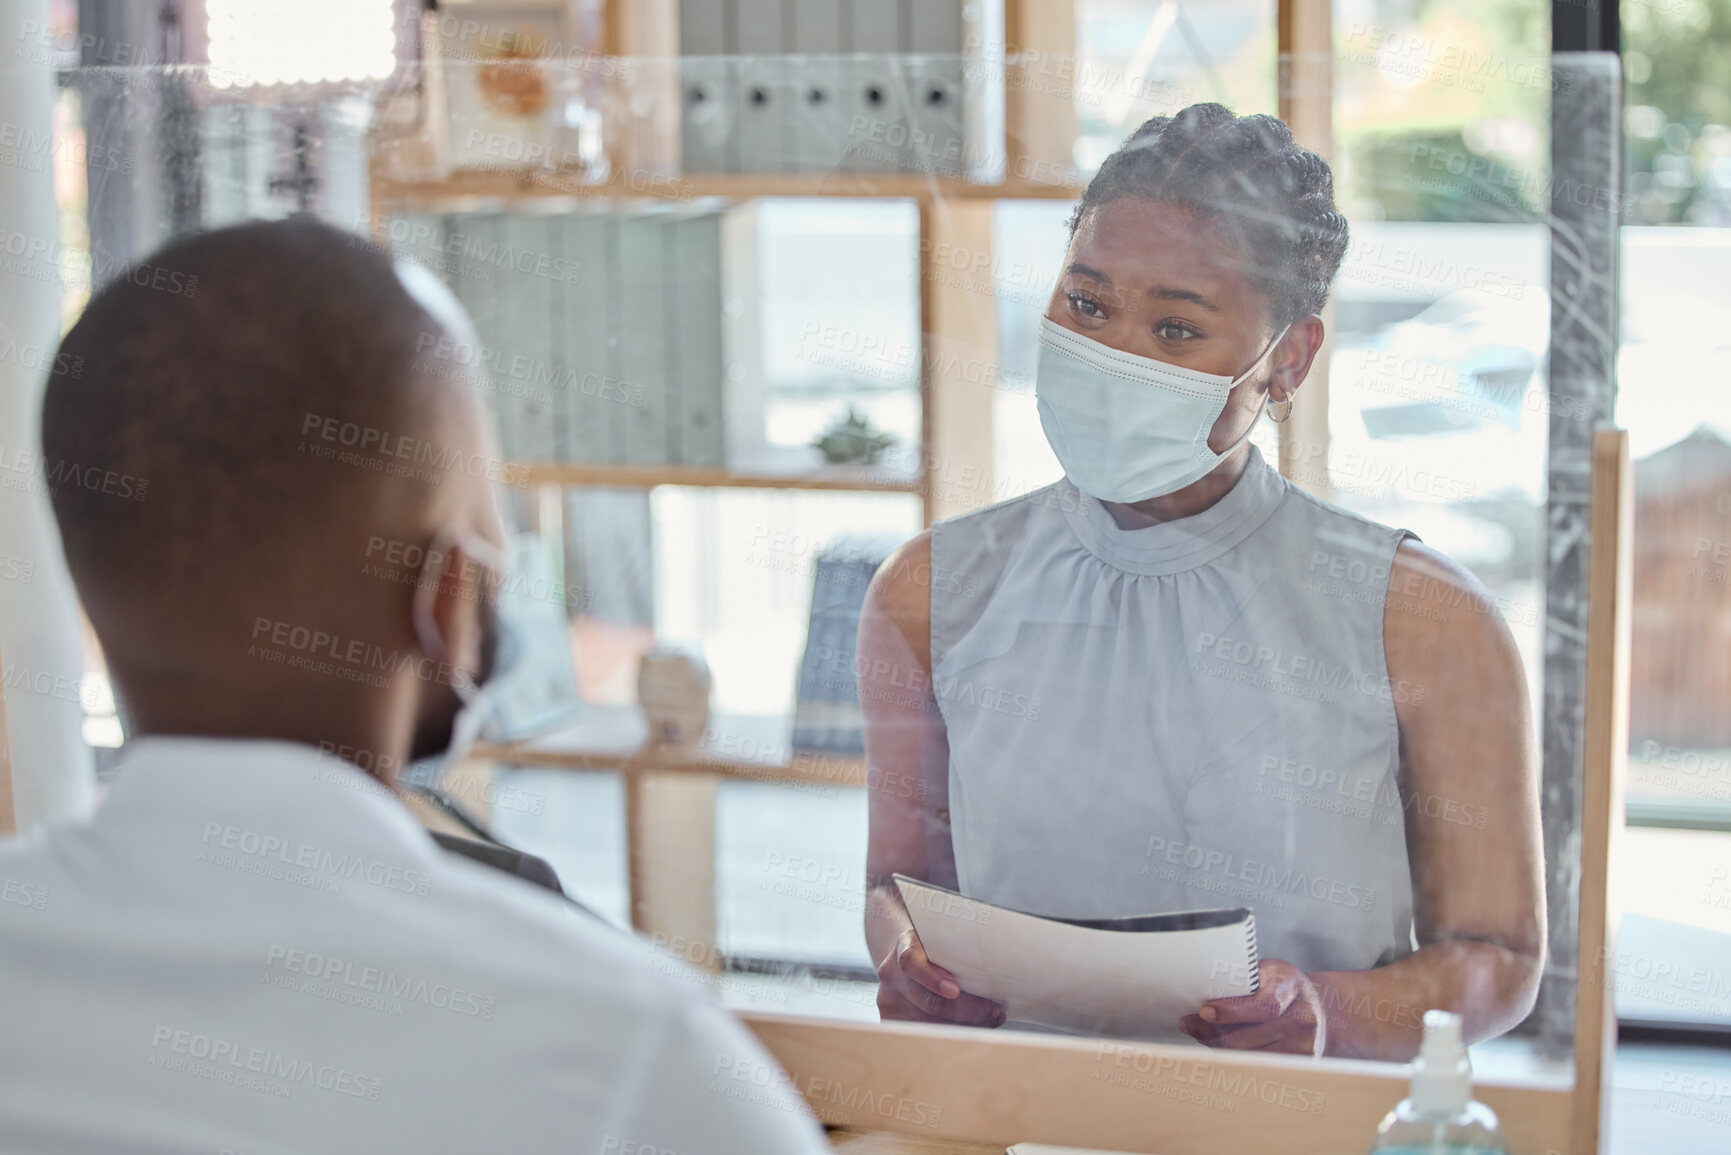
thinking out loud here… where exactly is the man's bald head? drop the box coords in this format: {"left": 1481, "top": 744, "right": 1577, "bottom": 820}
{"left": 42, "top": 218, "right": 507, "bottom": 773}
{"left": 43, "top": 219, "right": 495, "bottom": 652}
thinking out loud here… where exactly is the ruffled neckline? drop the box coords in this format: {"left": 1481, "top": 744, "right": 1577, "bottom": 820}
{"left": 1058, "top": 445, "right": 1288, "bottom": 576}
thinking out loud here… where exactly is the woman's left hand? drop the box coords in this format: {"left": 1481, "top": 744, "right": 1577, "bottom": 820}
{"left": 1178, "top": 959, "right": 1326, "bottom": 1056}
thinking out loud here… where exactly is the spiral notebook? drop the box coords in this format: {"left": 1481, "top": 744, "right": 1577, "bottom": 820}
{"left": 893, "top": 875, "right": 1259, "bottom": 1041}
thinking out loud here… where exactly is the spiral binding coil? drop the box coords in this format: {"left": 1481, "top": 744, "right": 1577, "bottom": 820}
{"left": 1245, "top": 916, "right": 1261, "bottom": 993}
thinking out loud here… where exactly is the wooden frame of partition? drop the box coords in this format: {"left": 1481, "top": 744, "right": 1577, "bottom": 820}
{"left": 738, "top": 429, "right": 1631, "bottom": 1155}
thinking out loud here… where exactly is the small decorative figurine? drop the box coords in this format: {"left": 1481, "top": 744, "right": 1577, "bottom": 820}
{"left": 636, "top": 647, "right": 713, "bottom": 749}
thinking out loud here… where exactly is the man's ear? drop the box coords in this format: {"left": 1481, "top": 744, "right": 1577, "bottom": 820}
{"left": 1267, "top": 314, "right": 1326, "bottom": 404}
{"left": 415, "top": 540, "right": 491, "bottom": 682}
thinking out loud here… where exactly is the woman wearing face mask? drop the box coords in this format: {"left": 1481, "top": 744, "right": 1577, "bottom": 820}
{"left": 859, "top": 104, "right": 1544, "bottom": 1061}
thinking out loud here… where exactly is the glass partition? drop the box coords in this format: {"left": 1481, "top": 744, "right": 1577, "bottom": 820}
{"left": 9, "top": 15, "right": 1608, "bottom": 1085}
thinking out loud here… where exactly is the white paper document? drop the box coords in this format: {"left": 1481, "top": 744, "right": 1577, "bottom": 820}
{"left": 894, "top": 875, "right": 1259, "bottom": 1041}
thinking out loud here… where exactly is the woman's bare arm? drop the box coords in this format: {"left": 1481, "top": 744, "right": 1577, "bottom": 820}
{"left": 1187, "top": 540, "right": 1544, "bottom": 1060}
{"left": 1314, "top": 540, "right": 1546, "bottom": 1059}
{"left": 859, "top": 532, "right": 1002, "bottom": 1026}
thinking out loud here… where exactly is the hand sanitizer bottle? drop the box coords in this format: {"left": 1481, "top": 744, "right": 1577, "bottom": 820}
{"left": 1369, "top": 1010, "right": 1509, "bottom": 1154}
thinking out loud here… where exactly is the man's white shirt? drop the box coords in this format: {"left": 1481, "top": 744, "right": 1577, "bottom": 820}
{"left": 0, "top": 737, "right": 828, "bottom": 1155}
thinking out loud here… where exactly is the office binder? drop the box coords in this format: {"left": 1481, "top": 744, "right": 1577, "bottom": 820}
{"left": 505, "top": 214, "right": 558, "bottom": 464}
{"left": 719, "top": 204, "right": 770, "bottom": 469}
{"left": 680, "top": 57, "right": 738, "bottom": 173}
{"left": 451, "top": 214, "right": 510, "bottom": 454}
{"left": 557, "top": 211, "right": 609, "bottom": 464}
{"left": 669, "top": 211, "right": 727, "bottom": 466}
{"left": 788, "top": 0, "right": 844, "bottom": 173}
{"left": 443, "top": 212, "right": 492, "bottom": 321}
{"left": 678, "top": 0, "right": 735, "bottom": 173}
{"left": 679, "top": 0, "right": 728, "bottom": 55}
{"left": 846, "top": 0, "right": 901, "bottom": 57}
{"left": 490, "top": 219, "right": 529, "bottom": 463}
{"left": 907, "top": 0, "right": 964, "bottom": 56}
{"left": 894, "top": 875, "right": 1261, "bottom": 1042}
{"left": 550, "top": 214, "right": 578, "bottom": 463}
{"left": 907, "top": 0, "right": 965, "bottom": 178}
{"left": 736, "top": 0, "right": 790, "bottom": 171}
{"left": 843, "top": 57, "right": 915, "bottom": 171}
{"left": 842, "top": 0, "right": 905, "bottom": 170}
{"left": 905, "top": 54, "right": 966, "bottom": 178}
{"left": 737, "top": 57, "right": 791, "bottom": 173}
{"left": 616, "top": 212, "right": 671, "bottom": 464}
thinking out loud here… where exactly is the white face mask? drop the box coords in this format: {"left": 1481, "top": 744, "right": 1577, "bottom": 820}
{"left": 1035, "top": 316, "right": 1289, "bottom": 504}
{"left": 406, "top": 526, "right": 520, "bottom": 787}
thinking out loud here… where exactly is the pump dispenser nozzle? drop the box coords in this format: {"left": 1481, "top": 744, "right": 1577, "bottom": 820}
{"left": 1367, "top": 1009, "right": 1509, "bottom": 1154}
{"left": 1411, "top": 1010, "right": 1472, "bottom": 1114}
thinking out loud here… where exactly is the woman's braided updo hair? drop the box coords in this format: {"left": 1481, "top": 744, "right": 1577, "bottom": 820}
{"left": 1069, "top": 103, "right": 1350, "bottom": 329}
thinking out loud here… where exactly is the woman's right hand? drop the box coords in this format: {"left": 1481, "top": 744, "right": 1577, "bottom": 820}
{"left": 875, "top": 926, "right": 1006, "bottom": 1027}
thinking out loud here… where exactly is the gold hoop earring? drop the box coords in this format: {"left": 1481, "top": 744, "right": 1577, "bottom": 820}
{"left": 1267, "top": 398, "right": 1293, "bottom": 425}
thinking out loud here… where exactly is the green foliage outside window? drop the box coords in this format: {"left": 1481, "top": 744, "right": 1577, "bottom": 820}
{"left": 1335, "top": 0, "right": 1731, "bottom": 225}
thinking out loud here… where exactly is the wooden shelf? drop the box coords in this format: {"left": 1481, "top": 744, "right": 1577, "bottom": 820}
{"left": 472, "top": 705, "right": 867, "bottom": 789}
{"left": 516, "top": 461, "right": 922, "bottom": 493}
{"left": 475, "top": 739, "right": 867, "bottom": 789}
{"left": 371, "top": 166, "right": 1085, "bottom": 207}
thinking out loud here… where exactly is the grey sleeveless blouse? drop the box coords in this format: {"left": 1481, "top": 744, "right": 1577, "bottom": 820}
{"left": 929, "top": 446, "right": 1418, "bottom": 975}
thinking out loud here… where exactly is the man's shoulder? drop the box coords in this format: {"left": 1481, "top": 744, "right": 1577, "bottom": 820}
{"left": 413, "top": 849, "right": 714, "bottom": 1011}
{"left": 385, "top": 856, "right": 828, "bottom": 1149}
{"left": 0, "top": 830, "right": 826, "bottom": 1153}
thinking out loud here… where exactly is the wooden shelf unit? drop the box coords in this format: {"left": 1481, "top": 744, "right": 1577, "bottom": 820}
{"left": 368, "top": 171, "right": 1059, "bottom": 525}
{"left": 365, "top": 172, "right": 1005, "bottom": 524}
{"left": 370, "top": 0, "right": 1089, "bottom": 529}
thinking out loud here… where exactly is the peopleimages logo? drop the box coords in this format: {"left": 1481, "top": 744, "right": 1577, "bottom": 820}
{"left": 248, "top": 616, "right": 475, "bottom": 692}
{"left": 198, "top": 822, "right": 432, "bottom": 897}
{"left": 298, "top": 413, "right": 528, "bottom": 487}
{"left": 1193, "top": 631, "right": 1427, "bottom": 706}
{"left": 1094, "top": 1041, "right": 1327, "bottom": 1115}
{"left": 710, "top": 1055, "right": 945, "bottom": 1130}
{"left": 264, "top": 945, "right": 496, "bottom": 1019}
{"left": 148, "top": 1026, "right": 382, "bottom": 1101}
{"left": 1, "top": 877, "right": 48, "bottom": 910}
{"left": 0, "top": 443, "right": 148, "bottom": 503}
{"left": 1142, "top": 834, "right": 1377, "bottom": 913}
{"left": 0, "top": 336, "right": 82, "bottom": 377}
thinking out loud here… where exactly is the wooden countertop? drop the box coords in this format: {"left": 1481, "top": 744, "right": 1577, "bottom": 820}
{"left": 829, "top": 1130, "right": 1004, "bottom": 1154}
